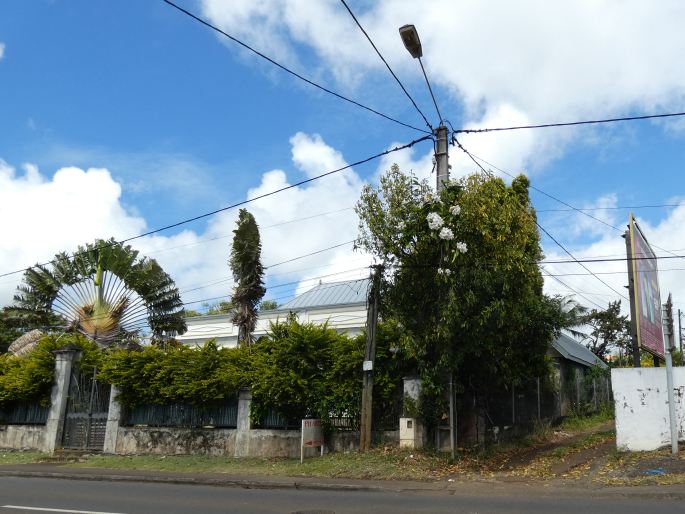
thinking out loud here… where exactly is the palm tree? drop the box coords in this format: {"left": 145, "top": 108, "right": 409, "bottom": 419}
{"left": 12, "top": 238, "right": 186, "bottom": 347}
{"left": 230, "top": 209, "right": 266, "bottom": 347}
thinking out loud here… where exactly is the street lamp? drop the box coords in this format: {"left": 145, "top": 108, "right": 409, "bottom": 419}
{"left": 399, "top": 24, "right": 423, "bottom": 58}
{"left": 398, "top": 24, "right": 448, "bottom": 192}
{"left": 399, "top": 23, "right": 455, "bottom": 460}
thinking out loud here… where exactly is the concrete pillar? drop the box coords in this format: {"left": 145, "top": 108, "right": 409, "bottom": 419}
{"left": 234, "top": 388, "right": 252, "bottom": 457}
{"left": 42, "top": 346, "right": 81, "bottom": 453}
{"left": 103, "top": 385, "right": 121, "bottom": 454}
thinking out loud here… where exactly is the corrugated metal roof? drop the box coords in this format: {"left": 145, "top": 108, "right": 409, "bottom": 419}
{"left": 280, "top": 278, "right": 370, "bottom": 309}
{"left": 553, "top": 333, "right": 608, "bottom": 369}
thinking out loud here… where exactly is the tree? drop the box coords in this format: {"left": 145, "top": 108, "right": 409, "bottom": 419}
{"left": 260, "top": 300, "right": 278, "bottom": 311}
{"left": 205, "top": 301, "right": 234, "bottom": 315}
{"left": 0, "top": 307, "right": 23, "bottom": 353}
{"left": 576, "top": 300, "right": 630, "bottom": 362}
{"left": 355, "top": 166, "right": 569, "bottom": 427}
{"left": 12, "top": 238, "right": 186, "bottom": 347}
{"left": 230, "top": 209, "right": 266, "bottom": 347}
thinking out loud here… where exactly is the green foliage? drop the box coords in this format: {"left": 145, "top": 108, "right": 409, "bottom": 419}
{"left": 259, "top": 300, "right": 278, "bottom": 311}
{"left": 206, "top": 301, "right": 234, "bottom": 315}
{"left": 0, "top": 307, "right": 23, "bottom": 353}
{"left": 248, "top": 317, "right": 342, "bottom": 423}
{"left": 0, "top": 333, "right": 103, "bottom": 406}
{"left": 230, "top": 210, "right": 266, "bottom": 346}
{"left": 98, "top": 341, "right": 249, "bottom": 408}
{"left": 248, "top": 317, "right": 409, "bottom": 427}
{"left": 13, "top": 238, "right": 186, "bottom": 343}
{"left": 356, "top": 166, "right": 568, "bottom": 428}
{"left": 576, "top": 301, "right": 630, "bottom": 362}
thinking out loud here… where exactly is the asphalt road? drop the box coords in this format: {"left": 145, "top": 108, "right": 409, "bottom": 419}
{"left": 0, "top": 477, "right": 683, "bottom": 514}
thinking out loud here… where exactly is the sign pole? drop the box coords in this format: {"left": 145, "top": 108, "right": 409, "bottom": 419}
{"left": 664, "top": 294, "right": 678, "bottom": 455}
{"left": 300, "top": 420, "right": 304, "bottom": 464}
{"left": 624, "top": 228, "right": 641, "bottom": 367}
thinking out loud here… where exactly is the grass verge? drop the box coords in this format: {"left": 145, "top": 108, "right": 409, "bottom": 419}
{"left": 68, "top": 447, "right": 449, "bottom": 481}
{"left": 0, "top": 451, "right": 49, "bottom": 464}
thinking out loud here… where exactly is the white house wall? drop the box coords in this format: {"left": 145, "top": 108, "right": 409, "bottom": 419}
{"left": 612, "top": 367, "right": 685, "bottom": 451}
{"left": 177, "top": 304, "right": 367, "bottom": 348}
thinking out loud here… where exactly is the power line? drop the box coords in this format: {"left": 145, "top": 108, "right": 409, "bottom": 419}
{"left": 537, "top": 203, "right": 685, "bottom": 213}
{"left": 266, "top": 240, "right": 356, "bottom": 270}
{"left": 0, "top": 135, "right": 431, "bottom": 280}
{"left": 546, "top": 266, "right": 685, "bottom": 277}
{"left": 466, "top": 151, "right": 680, "bottom": 258}
{"left": 144, "top": 207, "right": 355, "bottom": 257}
{"left": 180, "top": 239, "right": 357, "bottom": 296}
{"left": 452, "top": 136, "right": 494, "bottom": 177}
{"left": 540, "top": 268, "right": 606, "bottom": 310}
{"left": 536, "top": 222, "right": 628, "bottom": 301}
{"left": 541, "top": 253, "right": 685, "bottom": 265}
{"left": 339, "top": 0, "right": 432, "bottom": 131}
{"left": 162, "top": 0, "right": 430, "bottom": 135}
{"left": 454, "top": 111, "right": 685, "bottom": 134}
{"left": 183, "top": 267, "right": 369, "bottom": 308}
{"left": 452, "top": 137, "right": 627, "bottom": 302}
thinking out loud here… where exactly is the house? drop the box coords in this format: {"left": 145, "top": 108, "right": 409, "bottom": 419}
{"left": 177, "top": 278, "right": 370, "bottom": 347}
{"left": 550, "top": 332, "right": 609, "bottom": 417}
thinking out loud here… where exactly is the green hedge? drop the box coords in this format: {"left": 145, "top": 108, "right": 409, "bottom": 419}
{"left": 0, "top": 319, "right": 409, "bottom": 423}
{"left": 99, "top": 341, "right": 250, "bottom": 408}
{"left": 0, "top": 333, "right": 102, "bottom": 406}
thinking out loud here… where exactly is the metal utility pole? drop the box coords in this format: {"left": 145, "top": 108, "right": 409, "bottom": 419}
{"left": 663, "top": 294, "right": 678, "bottom": 455}
{"left": 679, "top": 309, "right": 683, "bottom": 355}
{"left": 360, "top": 264, "right": 381, "bottom": 451}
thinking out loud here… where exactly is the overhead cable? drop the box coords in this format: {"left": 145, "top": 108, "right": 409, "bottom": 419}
{"left": 454, "top": 111, "right": 685, "bottom": 134}
{"left": 162, "top": 0, "right": 430, "bottom": 134}
{"left": 339, "top": 0, "right": 433, "bottom": 131}
{"left": 0, "top": 135, "right": 431, "bottom": 280}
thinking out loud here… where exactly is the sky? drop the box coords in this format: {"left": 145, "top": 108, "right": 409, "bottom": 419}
{"left": 1, "top": 0, "right": 685, "bottom": 325}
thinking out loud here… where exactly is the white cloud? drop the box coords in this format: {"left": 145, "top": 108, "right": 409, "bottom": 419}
{"left": 201, "top": 0, "right": 685, "bottom": 173}
{"left": 0, "top": 160, "right": 146, "bottom": 304}
{"left": 0, "top": 42, "right": 5, "bottom": 60}
{"left": 0, "top": 133, "right": 371, "bottom": 310}
{"left": 541, "top": 203, "right": 685, "bottom": 320}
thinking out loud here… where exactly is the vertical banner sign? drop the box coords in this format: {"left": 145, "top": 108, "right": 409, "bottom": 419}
{"left": 300, "top": 419, "right": 324, "bottom": 464}
{"left": 629, "top": 214, "right": 665, "bottom": 358}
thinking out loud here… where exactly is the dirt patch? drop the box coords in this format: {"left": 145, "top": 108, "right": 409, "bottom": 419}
{"left": 549, "top": 442, "right": 613, "bottom": 475}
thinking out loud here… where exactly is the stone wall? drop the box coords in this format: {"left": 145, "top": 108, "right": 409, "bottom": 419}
{"left": 0, "top": 424, "right": 47, "bottom": 451}
{"left": 115, "top": 427, "right": 236, "bottom": 456}
{"left": 612, "top": 367, "right": 685, "bottom": 451}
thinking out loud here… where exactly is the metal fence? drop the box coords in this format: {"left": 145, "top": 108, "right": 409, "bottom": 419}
{"left": 255, "top": 408, "right": 300, "bottom": 430}
{"left": 0, "top": 402, "right": 49, "bottom": 425}
{"left": 123, "top": 397, "right": 239, "bottom": 429}
{"left": 476, "top": 367, "right": 612, "bottom": 443}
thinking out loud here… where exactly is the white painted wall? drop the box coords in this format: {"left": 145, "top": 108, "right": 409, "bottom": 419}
{"left": 612, "top": 367, "right": 685, "bottom": 451}
{"left": 178, "top": 304, "right": 367, "bottom": 348}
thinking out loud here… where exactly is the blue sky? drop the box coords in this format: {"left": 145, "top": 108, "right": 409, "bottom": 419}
{"left": 1, "top": 0, "right": 685, "bottom": 313}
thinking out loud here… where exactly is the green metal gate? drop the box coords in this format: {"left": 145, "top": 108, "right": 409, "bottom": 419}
{"left": 62, "top": 368, "right": 110, "bottom": 451}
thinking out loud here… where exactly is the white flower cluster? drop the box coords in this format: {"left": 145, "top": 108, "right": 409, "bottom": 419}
{"left": 427, "top": 212, "right": 444, "bottom": 230}
{"left": 449, "top": 204, "right": 461, "bottom": 216}
{"left": 439, "top": 227, "right": 454, "bottom": 240}
{"left": 456, "top": 241, "right": 468, "bottom": 253}
{"left": 437, "top": 268, "right": 452, "bottom": 276}
{"left": 396, "top": 220, "right": 406, "bottom": 230}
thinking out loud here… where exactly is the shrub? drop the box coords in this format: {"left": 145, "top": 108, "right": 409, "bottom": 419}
{"left": 0, "top": 333, "right": 102, "bottom": 406}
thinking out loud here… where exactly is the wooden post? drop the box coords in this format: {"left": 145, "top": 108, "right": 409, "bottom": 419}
{"left": 511, "top": 384, "right": 515, "bottom": 425}
{"left": 360, "top": 265, "right": 381, "bottom": 451}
